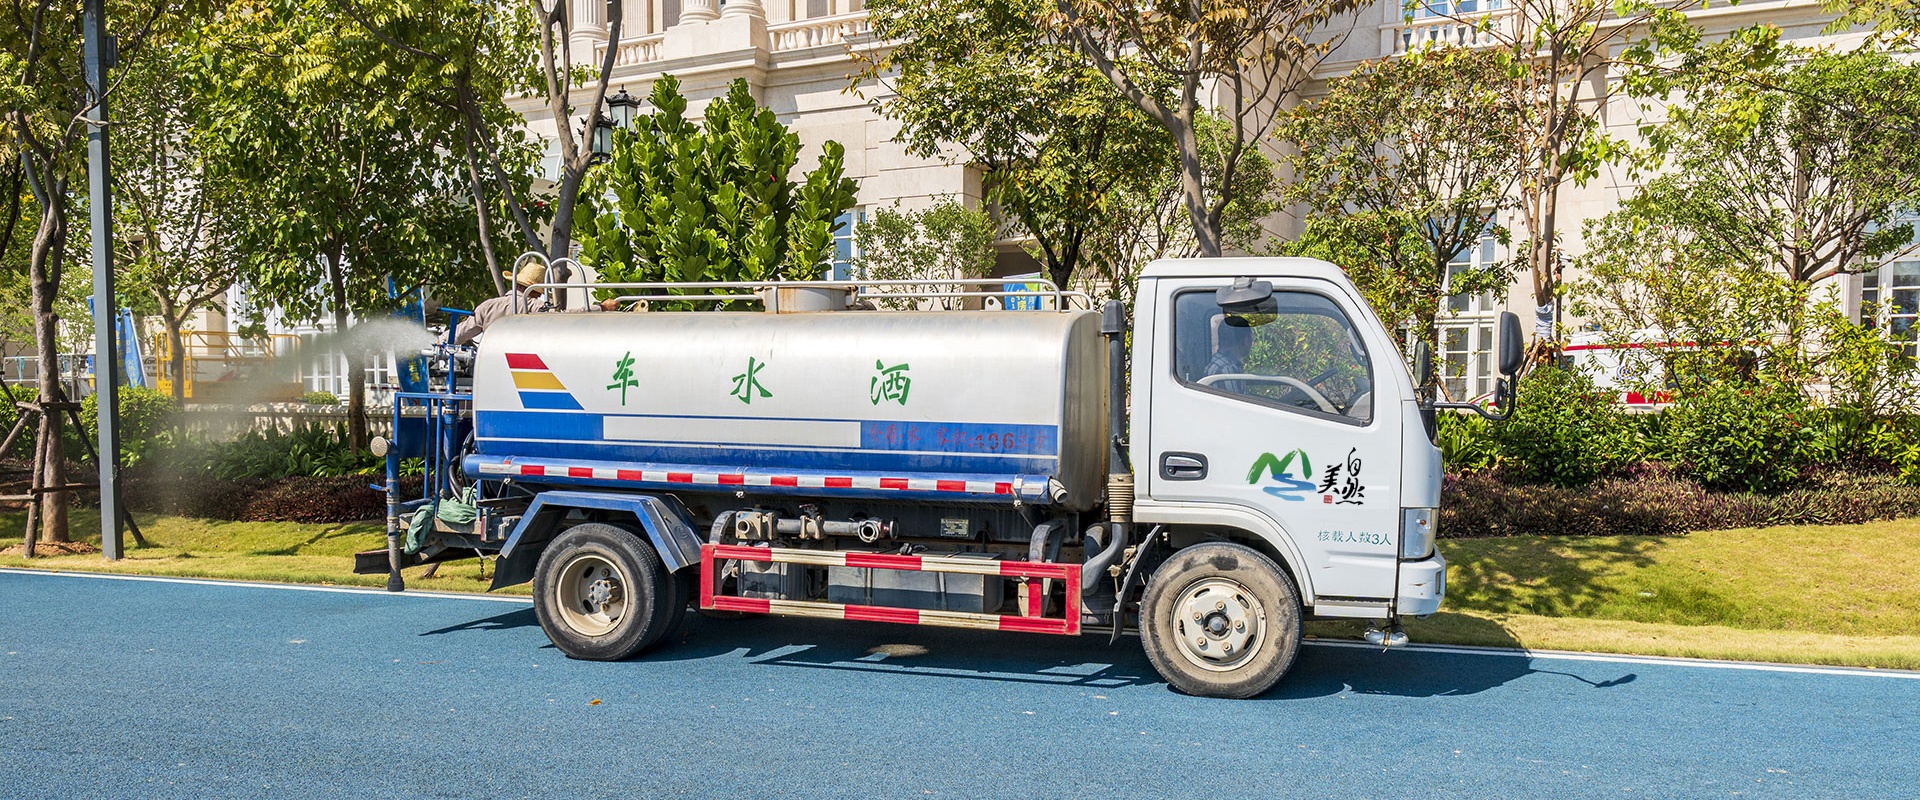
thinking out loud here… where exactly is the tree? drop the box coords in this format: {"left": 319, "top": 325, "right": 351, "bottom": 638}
{"left": 116, "top": 36, "right": 245, "bottom": 401}
{"left": 202, "top": 1, "right": 495, "bottom": 448}
{"left": 1628, "top": 42, "right": 1920, "bottom": 295}
{"left": 1415, "top": 0, "right": 1703, "bottom": 359}
{"left": 1053, "top": 0, "right": 1355, "bottom": 256}
{"left": 861, "top": 0, "right": 1172, "bottom": 291}
{"left": 1824, "top": 0, "right": 1920, "bottom": 50}
{"left": 330, "top": 0, "right": 550, "bottom": 293}
{"left": 1571, "top": 206, "right": 1802, "bottom": 389}
{"left": 574, "top": 76, "right": 859, "bottom": 300}
{"left": 2, "top": 0, "right": 192, "bottom": 545}
{"left": 851, "top": 200, "right": 1001, "bottom": 309}
{"left": 1277, "top": 46, "right": 1525, "bottom": 363}
{"left": 1085, "top": 116, "right": 1277, "bottom": 304}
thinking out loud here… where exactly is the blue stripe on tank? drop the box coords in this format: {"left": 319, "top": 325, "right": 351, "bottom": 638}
{"left": 518, "top": 391, "right": 583, "bottom": 410}
{"left": 480, "top": 410, "right": 602, "bottom": 440}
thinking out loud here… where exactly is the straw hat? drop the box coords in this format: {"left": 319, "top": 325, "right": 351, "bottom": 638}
{"left": 505, "top": 262, "right": 550, "bottom": 288}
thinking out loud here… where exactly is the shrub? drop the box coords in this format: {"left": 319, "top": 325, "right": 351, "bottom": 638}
{"left": 1487, "top": 366, "right": 1636, "bottom": 487}
{"left": 211, "top": 423, "right": 378, "bottom": 480}
{"left": 300, "top": 391, "right": 339, "bottom": 406}
{"left": 1435, "top": 411, "right": 1495, "bottom": 472}
{"left": 1662, "top": 381, "right": 1812, "bottom": 493}
{"left": 124, "top": 473, "right": 424, "bottom": 523}
{"left": 78, "top": 386, "right": 180, "bottom": 465}
{"left": 1898, "top": 443, "right": 1920, "bottom": 487}
{"left": 1440, "top": 467, "right": 1920, "bottom": 538}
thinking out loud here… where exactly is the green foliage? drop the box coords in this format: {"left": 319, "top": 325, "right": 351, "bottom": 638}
{"left": 300, "top": 391, "right": 340, "bottom": 406}
{"left": 78, "top": 387, "right": 180, "bottom": 465}
{"left": 1621, "top": 36, "right": 1920, "bottom": 292}
{"left": 863, "top": 0, "right": 1176, "bottom": 290}
{"left": 1803, "top": 407, "right": 1915, "bottom": 470}
{"left": 1435, "top": 412, "right": 1496, "bottom": 472}
{"left": 577, "top": 76, "right": 858, "bottom": 300}
{"left": 1897, "top": 443, "right": 1920, "bottom": 487}
{"left": 1661, "top": 382, "right": 1813, "bottom": 494}
{"left": 1489, "top": 367, "right": 1637, "bottom": 487}
{"left": 1571, "top": 200, "right": 1802, "bottom": 389}
{"left": 205, "top": 423, "right": 381, "bottom": 481}
{"left": 851, "top": 200, "right": 1000, "bottom": 308}
{"left": 1277, "top": 47, "right": 1524, "bottom": 355}
{"left": 1806, "top": 309, "right": 1920, "bottom": 417}
{"left": 199, "top": 1, "right": 499, "bottom": 324}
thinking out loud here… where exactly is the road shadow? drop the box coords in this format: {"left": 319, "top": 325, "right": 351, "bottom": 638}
{"left": 650, "top": 615, "right": 1160, "bottom": 690}
{"left": 1268, "top": 643, "right": 1637, "bottom": 700}
{"left": 415, "top": 607, "right": 1638, "bottom": 700}
{"left": 420, "top": 606, "right": 540, "bottom": 636}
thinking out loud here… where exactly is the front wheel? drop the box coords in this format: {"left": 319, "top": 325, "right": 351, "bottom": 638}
{"left": 532, "top": 523, "right": 687, "bottom": 660}
{"left": 1139, "top": 542, "right": 1302, "bottom": 699}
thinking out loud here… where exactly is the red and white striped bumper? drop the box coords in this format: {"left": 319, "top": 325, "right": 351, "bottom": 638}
{"left": 700, "top": 544, "right": 1082, "bottom": 636}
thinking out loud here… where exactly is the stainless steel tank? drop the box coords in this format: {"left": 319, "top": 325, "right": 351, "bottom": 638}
{"left": 463, "top": 309, "right": 1109, "bottom": 510}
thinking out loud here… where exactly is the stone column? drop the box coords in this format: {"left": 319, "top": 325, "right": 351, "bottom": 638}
{"left": 571, "top": 0, "right": 610, "bottom": 51}
{"left": 679, "top": 0, "right": 719, "bottom": 23}
{"left": 721, "top": 0, "right": 765, "bottom": 19}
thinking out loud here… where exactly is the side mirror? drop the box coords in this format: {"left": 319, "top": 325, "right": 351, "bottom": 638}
{"left": 1497, "top": 311, "right": 1524, "bottom": 377}
{"left": 1412, "top": 339, "right": 1433, "bottom": 391}
{"left": 1215, "top": 277, "right": 1273, "bottom": 310}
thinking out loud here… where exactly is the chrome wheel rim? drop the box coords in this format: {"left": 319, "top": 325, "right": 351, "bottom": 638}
{"left": 553, "top": 553, "right": 630, "bottom": 637}
{"left": 1171, "top": 577, "right": 1264, "bottom": 672}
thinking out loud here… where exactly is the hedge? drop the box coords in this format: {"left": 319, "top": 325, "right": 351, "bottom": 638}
{"left": 1441, "top": 465, "right": 1920, "bottom": 538}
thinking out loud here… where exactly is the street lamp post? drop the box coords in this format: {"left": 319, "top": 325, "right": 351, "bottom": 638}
{"left": 83, "top": 0, "right": 124, "bottom": 560}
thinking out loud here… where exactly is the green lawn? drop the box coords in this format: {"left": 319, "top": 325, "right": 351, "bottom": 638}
{"left": 0, "top": 510, "right": 520, "bottom": 595}
{"left": 4, "top": 510, "right": 1916, "bottom": 669}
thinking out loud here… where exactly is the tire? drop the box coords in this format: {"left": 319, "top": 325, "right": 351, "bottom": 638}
{"left": 532, "top": 523, "right": 682, "bottom": 660}
{"left": 1139, "top": 542, "right": 1302, "bottom": 699}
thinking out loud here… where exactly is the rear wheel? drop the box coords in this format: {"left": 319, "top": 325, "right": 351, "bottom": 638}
{"left": 1139, "top": 542, "right": 1302, "bottom": 699}
{"left": 532, "top": 523, "right": 685, "bottom": 660}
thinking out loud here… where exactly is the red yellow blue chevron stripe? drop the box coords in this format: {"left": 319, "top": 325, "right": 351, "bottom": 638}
{"left": 505, "top": 353, "right": 582, "bottom": 410}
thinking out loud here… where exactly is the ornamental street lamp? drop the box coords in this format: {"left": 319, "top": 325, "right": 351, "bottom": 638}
{"left": 591, "top": 87, "right": 641, "bottom": 163}
{"left": 591, "top": 116, "right": 614, "bottom": 163}
{"left": 607, "top": 86, "right": 640, "bottom": 129}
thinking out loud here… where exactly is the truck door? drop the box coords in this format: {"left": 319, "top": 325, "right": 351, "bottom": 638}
{"left": 1143, "top": 277, "right": 1403, "bottom": 606}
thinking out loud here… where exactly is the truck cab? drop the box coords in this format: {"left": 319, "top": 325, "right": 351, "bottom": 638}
{"left": 1131, "top": 258, "right": 1446, "bottom": 629}
{"left": 366, "top": 255, "right": 1519, "bottom": 699}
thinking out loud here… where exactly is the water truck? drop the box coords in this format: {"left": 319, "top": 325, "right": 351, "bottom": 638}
{"left": 362, "top": 256, "right": 1522, "bottom": 698}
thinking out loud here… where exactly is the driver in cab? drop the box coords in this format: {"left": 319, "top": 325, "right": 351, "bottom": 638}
{"left": 1204, "top": 317, "right": 1254, "bottom": 394}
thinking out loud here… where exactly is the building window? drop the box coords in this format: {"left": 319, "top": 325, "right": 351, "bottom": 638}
{"left": 830, "top": 209, "right": 865, "bottom": 280}
{"left": 1863, "top": 259, "right": 1920, "bottom": 359}
{"left": 1439, "top": 231, "right": 1501, "bottom": 399}
{"left": 1440, "top": 322, "right": 1496, "bottom": 400}
{"left": 1409, "top": 0, "right": 1506, "bottom": 18}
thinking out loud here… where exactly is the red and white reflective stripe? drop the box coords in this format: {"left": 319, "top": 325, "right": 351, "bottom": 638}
{"left": 700, "top": 544, "right": 1081, "bottom": 636}
{"left": 475, "top": 459, "right": 1014, "bottom": 496}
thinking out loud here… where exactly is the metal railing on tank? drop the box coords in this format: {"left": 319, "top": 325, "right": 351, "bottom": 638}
{"left": 507, "top": 252, "right": 1095, "bottom": 313}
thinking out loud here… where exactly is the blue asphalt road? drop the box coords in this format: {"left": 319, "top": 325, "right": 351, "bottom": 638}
{"left": 1, "top": 569, "right": 1915, "bottom": 800}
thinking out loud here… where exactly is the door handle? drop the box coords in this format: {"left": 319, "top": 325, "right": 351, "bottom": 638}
{"left": 1160, "top": 452, "right": 1208, "bottom": 481}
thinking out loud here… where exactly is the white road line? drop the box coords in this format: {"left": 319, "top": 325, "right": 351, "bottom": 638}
{"left": 0, "top": 567, "right": 533, "bottom": 604}
{"left": 1306, "top": 638, "right": 1920, "bottom": 680}
{"left": 3, "top": 567, "right": 1914, "bottom": 680}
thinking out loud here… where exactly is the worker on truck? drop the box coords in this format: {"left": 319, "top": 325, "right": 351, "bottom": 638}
{"left": 454, "top": 261, "right": 621, "bottom": 345}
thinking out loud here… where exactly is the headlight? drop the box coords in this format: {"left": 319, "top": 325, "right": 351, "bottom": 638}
{"left": 1400, "top": 508, "right": 1435, "bottom": 560}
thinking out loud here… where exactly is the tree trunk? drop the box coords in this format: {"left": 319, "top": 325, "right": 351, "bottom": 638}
{"left": 1525, "top": 160, "right": 1564, "bottom": 365}
{"left": 159, "top": 295, "right": 186, "bottom": 402}
{"left": 325, "top": 249, "right": 368, "bottom": 450}
{"left": 1172, "top": 110, "right": 1219, "bottom": 259}
{"left": 27, "top": 186, "right": 69, "bottom": 544}
{"left": 463, "top": 124, "right": 507, "bottom": 296}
